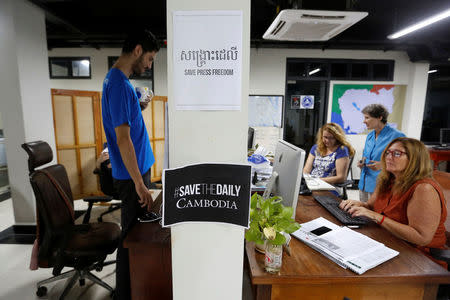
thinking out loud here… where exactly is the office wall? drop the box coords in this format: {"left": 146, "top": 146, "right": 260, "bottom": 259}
{"left": 48, "top": 48, "right": 169, "bottom": 96}
{"left": 49, "top": 48, "right": 428, "bottom": 137}
{"left": 249, "top": 48, "right": 427, "bottom": 137}
{"left": 249, "top": 48, "right": 429, "bottom": 177}
{"left": 48, "top": 44, "right": 429, "bottom": 181}
{"left": 0, "top": 0, "right": 55, "bottom": 223}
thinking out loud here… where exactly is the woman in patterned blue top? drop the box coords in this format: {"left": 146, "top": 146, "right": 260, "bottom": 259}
{"left": 304, "top": 123, "right": 355, "bottom": 184}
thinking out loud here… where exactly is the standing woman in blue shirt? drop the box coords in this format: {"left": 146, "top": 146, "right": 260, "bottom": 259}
{"left": 358, "top": 104, "right": 405, "bottom": 202}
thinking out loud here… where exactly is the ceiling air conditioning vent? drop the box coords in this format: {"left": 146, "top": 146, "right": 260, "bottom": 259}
{"left": 270, "top": 20, "right": 286, "bottom": 36}
{"left": 263, "top": 9, "right": 368, "bottom": 41}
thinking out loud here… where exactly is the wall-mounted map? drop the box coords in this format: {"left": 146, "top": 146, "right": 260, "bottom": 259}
{"left": 331, "top": 84, "right": 407, "bottom": 135}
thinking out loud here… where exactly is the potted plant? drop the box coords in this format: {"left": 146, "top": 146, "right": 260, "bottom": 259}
{"left": 245, "top": 193, "right": 301, "bottom": 273}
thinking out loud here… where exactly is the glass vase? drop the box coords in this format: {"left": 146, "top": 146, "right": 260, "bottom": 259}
{"left": 255, "top": 239, "right": 267, "bottom": 254}
{"left": 264, "top": 243, "right": 282, "bottom": 273}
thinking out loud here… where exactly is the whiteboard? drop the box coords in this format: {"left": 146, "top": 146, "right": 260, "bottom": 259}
{"left": 248, "top": 95, "right": 283, "bottom": 127}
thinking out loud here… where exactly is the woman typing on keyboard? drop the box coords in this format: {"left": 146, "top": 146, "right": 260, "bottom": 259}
{"left": 303, "top": 123, "right": 355, "bottom": 184}
{"left": 340, "top": 137, "right": 447, "bottom": 268}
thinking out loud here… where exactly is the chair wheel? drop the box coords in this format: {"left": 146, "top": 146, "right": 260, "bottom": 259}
{"left": 96, "top": 266, "right": 103, "bottom": 272}
{"left": 98, "top": 217, "right": 103, "bottom": 222}
{"left": 36, "top": 286, "right": 47, "bottom": 297}
{"left": 79, "top": 278, "right": 85, "bottom": 286}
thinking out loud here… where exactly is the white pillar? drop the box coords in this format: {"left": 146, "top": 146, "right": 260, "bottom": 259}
{"left": 0, "top": 0, "right": 56, "bottom": 224}
{"left": 402, "top": 62, "right": 429, "bottom": 139}
{"left": 167, "top": 0, "right": 250, "bottom": 299}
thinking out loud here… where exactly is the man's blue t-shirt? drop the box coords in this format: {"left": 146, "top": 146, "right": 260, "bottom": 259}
{"left": 309, "top": 144, "right": 350, "bottom": 178}
{"left": 101, "top": 68, "right": 154, "bottom": 180}
{"left": 358, "top": 125, "right": 405, "bottom": 193}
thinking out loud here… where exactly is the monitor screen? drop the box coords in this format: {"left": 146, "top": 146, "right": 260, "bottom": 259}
{"left": 440, "top": 128, "right": 450, "bottom": 146}
{"left": 263, "top": 140, "right": 305, "bottom": 219}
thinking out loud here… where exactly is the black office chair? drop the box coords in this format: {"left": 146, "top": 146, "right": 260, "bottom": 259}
{"left": 22, "top": 141, "right": 121, "bottom": 299}
{"left": 248, "top": 127, "right": 255, "bottom": 150}
{"left": 93, "top": 159, "right": 121, "bottom": 222}
{"left": 430, "top": 170, "right": 450, "bottom": 299}
{"left": 334, "top": 155, "right": 355, "bottom": 200}
{"left": 430, "top": 235, "right": 450, "bottom": 300}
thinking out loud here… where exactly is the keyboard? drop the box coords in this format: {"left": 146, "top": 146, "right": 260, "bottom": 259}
{"left": 313, "top": 195, "right": 369, "bottom": 226}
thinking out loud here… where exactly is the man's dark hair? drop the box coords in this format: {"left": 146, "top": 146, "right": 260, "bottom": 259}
{"left": 122, "top": 29, "right": 160, "bottom": 54}
{"left": 361, "top": 104, "right": 389, "bottom": 124}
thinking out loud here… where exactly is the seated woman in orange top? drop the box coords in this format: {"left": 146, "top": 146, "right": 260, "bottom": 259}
{"left": 340, "top": 137, "right": 447, "bottom": 268}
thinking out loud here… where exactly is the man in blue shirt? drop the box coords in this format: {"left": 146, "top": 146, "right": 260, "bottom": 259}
{"left": 101, "top": 29, "right": 159, "bottom": 300}
{"left": 358, "top": 104, "right": 405, "bottom": 202}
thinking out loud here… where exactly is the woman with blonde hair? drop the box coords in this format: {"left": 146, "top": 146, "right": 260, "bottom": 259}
{"left": 340, "top": 137, "right": 447, "bottom": 268}
{"left": 303, "top": 123, "right": 355, "bottom": 184}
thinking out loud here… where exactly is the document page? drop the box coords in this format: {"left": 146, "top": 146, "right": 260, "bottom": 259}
{"left": 302, "top": 174, "right": 336, "bottom": 191}
{"left": 313, "top": 227, "right": 384, "bottom": 260}
{"left": 291, "top": 218, "right": 347, "bottom": 268}
{"left": 295, "top": 217, "right": 340, "bottom": 232}
{"left": 291, "top": 217, "right": 399, "bottom": 274}
{"left": 346, "top": 247, "right": 399, "bottom": 274}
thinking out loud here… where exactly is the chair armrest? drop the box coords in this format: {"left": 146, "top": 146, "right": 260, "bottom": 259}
{"left": 334, "top": 180, "right": 353, "bottom": 188}
{"left": 430, "top": 248, "right": 450, "bottom": 264}
{"left": 81, "top": 196, "right": 113, "bottom": 224}
{"left": 83, "top": 196, "right": 113, "bottom": 203}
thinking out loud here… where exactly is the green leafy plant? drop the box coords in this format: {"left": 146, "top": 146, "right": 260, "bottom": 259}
{"left": 245, "top": 193, "right": 301, "bottom": 245}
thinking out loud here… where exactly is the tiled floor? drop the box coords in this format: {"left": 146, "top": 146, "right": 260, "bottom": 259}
{"left": 0, "top": 190, "right": 361, "bottom": 300}
{"left": 0, "top": 199, "right": 118, "bottom": 300}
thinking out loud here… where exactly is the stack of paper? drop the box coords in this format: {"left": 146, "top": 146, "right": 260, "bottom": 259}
{"left": 291, "top": 217, "right": 399, "bottom": 274}
{"left": 303, "top": 174, "right": 337, "bottom": 191}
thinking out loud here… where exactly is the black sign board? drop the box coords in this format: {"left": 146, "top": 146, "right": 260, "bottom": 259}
{"left": 162, "top": 163, "right": 251, "bottom": 228}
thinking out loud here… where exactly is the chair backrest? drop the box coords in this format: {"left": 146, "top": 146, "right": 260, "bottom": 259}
{"left": 433, "top": 170, "right": 450, "bottom": 234}
{"left": 22, "top": 141, "right": 75, "bottom": 263}
{"left": 97, "top": 160, "right": 119, "bottom": 198}
{"left": 347, "top": 155, "right": 354, "bottom": 181}
{"left": 248, "top": 127, "right": 255, "bottom": 149}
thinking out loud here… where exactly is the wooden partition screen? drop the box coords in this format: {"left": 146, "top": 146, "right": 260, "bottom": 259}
{"left": 52, "top": 89, "right": 103, "bottom": 199}
{"left": 99, "top": 95, "right": 167, "bottom": 183}
{"left": 142, "top": 96, "right": 167, "bottom": 182}
{"left": 53, "top": 89, "right": 167, "bottom": 199}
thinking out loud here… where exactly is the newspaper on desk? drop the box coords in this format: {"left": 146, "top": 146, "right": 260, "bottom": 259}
{"left": 303, "top": 174, "right": 337, "bottom": 191}
{"left": 291, "top": 217, "right": 399, "bottom": 274}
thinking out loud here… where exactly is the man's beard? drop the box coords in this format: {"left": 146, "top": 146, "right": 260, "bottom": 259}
{"left": 131, "top": 55, "right": 145, "bottom": 75}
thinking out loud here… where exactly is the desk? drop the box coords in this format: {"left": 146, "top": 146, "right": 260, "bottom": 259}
{"left": 246, "top": 192, "right": 450, "bottom": 300}
{"left": 124, "top": 222, "right": 171, "bottom": 300}
{"left": 123, "top": 192, "right": 172, "bottom": 300}
{"left": 428, "top": 148, "right": 450, "bottom": 170}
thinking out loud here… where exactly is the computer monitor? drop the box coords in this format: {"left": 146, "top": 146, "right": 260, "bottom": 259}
{"left": 248, "top": 127, "right": 255, "bottom": 149}
{"left": 263, "top": 140, "right": 306, "bottom": 219}
{"left": 440, "top": 128, "right": 450, "bottom": 146}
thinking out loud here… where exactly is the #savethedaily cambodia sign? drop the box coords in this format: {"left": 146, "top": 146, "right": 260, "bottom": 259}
{"left": 162, "top": 163, "right": 251, "bottom": 227}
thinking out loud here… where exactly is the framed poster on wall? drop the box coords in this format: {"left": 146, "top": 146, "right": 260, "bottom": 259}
{"left": 172, "top": 11, "right": 243, "bottom": 110}
{"left": 330, "top": 84, "right": 406, "bottom": 134}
